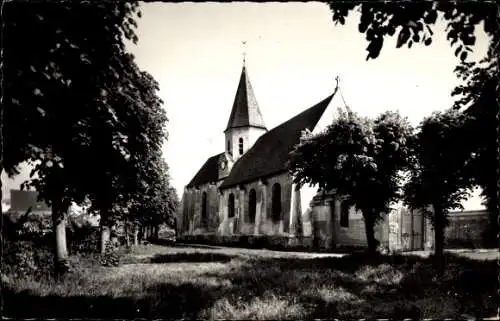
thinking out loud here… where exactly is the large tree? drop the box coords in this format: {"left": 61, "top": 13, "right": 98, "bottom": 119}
{"left": 289, "top": 110, "right": 413, "bottom": 254}
{"left": 327, "top": 1, "right": 496, "bottom": 61}
{"left": 101, "top": 65, "right": 169, "bottom": 250}
{"left": 82, "top": 56, "right": 168, "bottom": 253}
{"left": 404, "top": 109, "right": 474, "bottom": 272}
{"left": 328, "top": 1, "right": 498, "bottom": 244}
{"left": 452, "top": 48, "right": 498, "bottom": 246}
{"left": 2, "top": 2, "right": 142, "bottom": 273}
{"left": 130, "top": 157, "right": 176, "bottom": 242}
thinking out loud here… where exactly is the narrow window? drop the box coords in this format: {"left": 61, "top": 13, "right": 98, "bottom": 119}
{"left": 201, "top": 192, "right": 208, "bottom": 226}
{"left": 248, "top": 189, "right": 257, "bottom": 223}
{"left": 340, "top": 201, "right": 349, "bottom": 228}
{"left": 228, "top": 193, "right": 235, "bottom": 218}
{"left": 238, "top": 137, "right": 244, "bottom": 155}
{"left": 271, "top": 183, "right": 281, "bottom": 222}
{"left": 227, "top": 140, "right": 231, "bottom": 154}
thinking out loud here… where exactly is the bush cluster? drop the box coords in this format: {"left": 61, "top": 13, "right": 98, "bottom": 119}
{"left": 2, "top": 239, "right": 54, "bottom": 279}
{"left": 67, "top": 226, "right": 101, "bottom": 254}
{"left": 100, "top": 240, "right": 121, "bottom": 267}
{"left": 178, "top": 234, "right": 318, "bottom": 252}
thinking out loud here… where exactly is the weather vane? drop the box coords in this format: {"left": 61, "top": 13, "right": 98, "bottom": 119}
{"left": 242, "top": 41, "right": 247, "bottom": 65}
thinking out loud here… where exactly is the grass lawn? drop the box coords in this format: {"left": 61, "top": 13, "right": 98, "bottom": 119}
{"left": 2, "top": 243, "right": 498, "bottom": 319}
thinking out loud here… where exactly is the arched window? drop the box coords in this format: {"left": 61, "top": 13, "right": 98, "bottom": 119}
{"left": 238, "top": 137, "right": 244, "bottom": 155}
{"left": 271, "top": 183, "right": 281, "bottom": 222}
{"left": 228, "top": 193, "right": 235, "bottom": 218}
{"left": 248, "top": 189, "right": 257, "bottom": 223}
{"left": 201, "top": 192, "right": 208, "bottom": 226}
{"left": 340, "top": 201, "right": 349, "bottom": 228}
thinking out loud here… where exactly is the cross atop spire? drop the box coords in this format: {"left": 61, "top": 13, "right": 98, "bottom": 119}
{"left": 242, "top": 41, "right": 247, "bottom": 66}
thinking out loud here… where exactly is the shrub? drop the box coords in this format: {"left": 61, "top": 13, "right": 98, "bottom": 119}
{"left": 2, "top": 239, "right": 54, "bottom": 279}
{"left": 67, "top": 225, "right": 100, "bottom": 254}
{"left": 100, "top": 240, "right": 121, "bottom": 267}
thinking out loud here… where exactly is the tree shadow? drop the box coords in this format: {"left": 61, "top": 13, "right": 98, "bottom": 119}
{"left": 3, "top": 251, "right": 496, "bottom": 319}
{"left": 244, "top": 252, "right": 421, "bottom": 273}
{"left": 149, "top": 252, "right": 234, "bottom": 263}
{"left": 2, "top": 280, "right": 223, "bottom": 319}
{"left": 199, "top": 252, "right": 497, "bottom": 319}
{"left": 173, "top": 243, "right": 224, "bottom": 250}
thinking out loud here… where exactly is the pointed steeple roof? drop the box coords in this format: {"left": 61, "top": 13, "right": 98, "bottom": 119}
{"left": 225, "top": 65, "right": 266, "bottom": 132}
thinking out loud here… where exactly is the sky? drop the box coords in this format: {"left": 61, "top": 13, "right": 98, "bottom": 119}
{"left": 2, "top": 2, "right": 491, "bottom": 210}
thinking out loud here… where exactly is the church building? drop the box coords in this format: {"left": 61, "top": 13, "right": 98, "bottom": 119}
{"left": 177, "top": 63, "right": 434, "bottom": 251}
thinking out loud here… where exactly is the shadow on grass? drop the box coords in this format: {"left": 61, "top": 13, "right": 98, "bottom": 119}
{"left": 200, "top": 252, "right": 498, "bottom": 319}
{"left": 2, "top": 281, "right": 221, "bottom": 319}
{"left": 173, "top": 243, "right": 225, "bottom": 250}
{"left": 150, "top": 252, "right": 233, "bottom": 264}
{"left": 3, "top": 251, "right": 497, "bottom": 319}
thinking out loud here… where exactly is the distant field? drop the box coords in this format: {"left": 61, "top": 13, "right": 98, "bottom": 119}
{"left": 3, "top": 244, "right": 498, "bottom": 319}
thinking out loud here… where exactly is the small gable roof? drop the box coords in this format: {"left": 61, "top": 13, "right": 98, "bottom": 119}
{"left": 220, "top": 93, "right": 335, "bottom": 189}
{"left": 186, "top": 152, "right": 224, "bottom": 188}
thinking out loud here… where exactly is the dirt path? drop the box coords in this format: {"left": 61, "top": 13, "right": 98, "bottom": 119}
{"left": 404, "top": 248, "right": 497, "bottom": 261}
{"left": 125, "top": 243, "right": 347, "bottom": 263}
{"left": 126, "top": 243, "right": 496, "bottom": 264}
{"left": 174, "top": 243, "right": 348, "bottom": 259}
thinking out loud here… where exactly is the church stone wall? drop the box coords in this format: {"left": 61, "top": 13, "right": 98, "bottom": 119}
{"left": 307, "top": 195, "right": 389, "bottom": 250}
{"left": 332, "top": 204, "right": 388, "bottom": 249}
{"left": 179, "top": 179, "right": 486, "bottom": 253}
{"left": 334, "top": 202, "right": 368, "bottom": 247}
{"left": 215, "top": 172, "right": 295, "bottom": 237}
{"left": 180, "top": 182, "right": 221, "bottom": 236}
{"left": 259, "top": 172, "right": 293, "bottom": 235}
{"left": 309, "top": 202, "right": 334, "bottom": 249}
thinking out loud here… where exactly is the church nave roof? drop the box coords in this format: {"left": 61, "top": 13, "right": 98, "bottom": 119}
{"left": 219, "top": 93, "right": 335, "bottom": 189}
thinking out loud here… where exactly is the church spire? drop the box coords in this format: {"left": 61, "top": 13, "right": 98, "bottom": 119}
{"left": 224, "top": 57, "right": 266, "bottom": 132}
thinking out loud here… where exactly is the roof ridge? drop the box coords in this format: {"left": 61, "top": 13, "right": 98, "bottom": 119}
{"left": 220, "top": 92, "right": 335, "bottom": 189}
{"left": 186, "top": 152, "right": 225, "bottom": 188}
{"left": 264, "top": 93, "right": 335, "bottom": 135}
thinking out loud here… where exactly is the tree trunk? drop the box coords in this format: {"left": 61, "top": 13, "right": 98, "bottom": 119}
{"left": 133, "top": 225, "right": 139, "bottom": 246}
{"left": 1, "top": 99, "right": 4, "bottom": 249}
{"left": 363, "top": 211, "right": 379, "bottom": 256}
{"left": 0, "top": 93, "right": 3, "bottom": 219}
{"left": 100, "top": 225, "right": 111, "bottom": 254}
{"left": 0, "top": 177, "right": 3, "bottom": 249}
{"left": 173, "top": 217, "right": 178, "bottom": 238}
{"left": 111, "top": 235, "right": 118, "bottom": 247}
{"left": 52, "top": 199, "right": 69, "bottom": 275}
{"left": 154, "top": 225, "right": 159, "bottom": 239}
{"left": 433, "top": 204, "right": 445, "bottom": 275}
{"left": 124, "top": 221, "right": 130, "bottom": 247}
{"left": 0, "top": 168, "right": 4, "bottom": 245}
